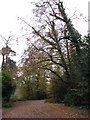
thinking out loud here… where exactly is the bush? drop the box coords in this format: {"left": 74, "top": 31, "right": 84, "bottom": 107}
{"left": 10, "top": 95, "right": 18, "bottom": 102}
{"left": 2, "top": 101, "right": 12, "bottom": 108}
{"left": 64, "top": 91, "right": 76, "bottom": 106}
{"left": 2, "top": 64, "right": 16, "bottom": 107}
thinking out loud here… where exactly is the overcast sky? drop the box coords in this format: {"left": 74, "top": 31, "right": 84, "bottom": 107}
{"left": 0, "top": 0, "right": 89, "bottom": 66}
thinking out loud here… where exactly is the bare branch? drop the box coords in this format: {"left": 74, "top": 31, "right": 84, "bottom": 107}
{"left": 40, "top": 66, "right": 66, "bottom": 83}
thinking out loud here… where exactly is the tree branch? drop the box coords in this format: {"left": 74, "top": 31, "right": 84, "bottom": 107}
{"left": 40, "top": 67, "right": 66, "bottom": 83}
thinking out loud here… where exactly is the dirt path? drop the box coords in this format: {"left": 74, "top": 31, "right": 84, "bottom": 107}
{"left": 3, "top": 100, "right": 88, "bottom": 118}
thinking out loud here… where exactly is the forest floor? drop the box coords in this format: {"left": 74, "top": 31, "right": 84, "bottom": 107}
{"left": 2, "top": 100, "right": 88, "bottom": 118}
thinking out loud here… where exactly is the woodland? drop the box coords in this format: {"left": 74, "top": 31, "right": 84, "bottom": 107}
{"left": 0, "top": 0, "right": 89, "bottom": 108}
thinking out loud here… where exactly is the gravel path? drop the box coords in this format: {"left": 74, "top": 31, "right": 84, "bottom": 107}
{"left": 2, "top": 100, "right": 88, "bottom": 118}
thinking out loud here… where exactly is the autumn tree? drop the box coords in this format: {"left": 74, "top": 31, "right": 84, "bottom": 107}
{"left": 19, "top": 0, "right": 88, "bottom": 106}
{"left": 28, "top": 0, "right": 88, "bottom": 106}
{"left": 16, "top": 47, "right": 48, "bottom": 100}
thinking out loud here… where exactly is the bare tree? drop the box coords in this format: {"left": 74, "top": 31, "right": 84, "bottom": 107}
{"left": 0, "top": 35, "right": 16, "bottom": 65}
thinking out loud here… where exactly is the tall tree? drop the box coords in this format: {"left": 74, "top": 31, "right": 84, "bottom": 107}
{"left": 19, "top": 0, "right": 88, "bottom": 106}
{"left": 1, "top": 35, "right": 16, "bottom": 107}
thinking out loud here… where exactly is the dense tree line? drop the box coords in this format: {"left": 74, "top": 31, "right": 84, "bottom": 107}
{"left": 17, "top": 0, "right": 88, "bottom": 107}
{"left": 1, "top": 0, "right": 88, "bottom": 108}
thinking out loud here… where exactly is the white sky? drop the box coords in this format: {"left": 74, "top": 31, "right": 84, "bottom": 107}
{"left": 0, "top": 0, "right": 89, "bottom": 66}
{"left": 0, "top": 0, "right": 32, "bottom": 36}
